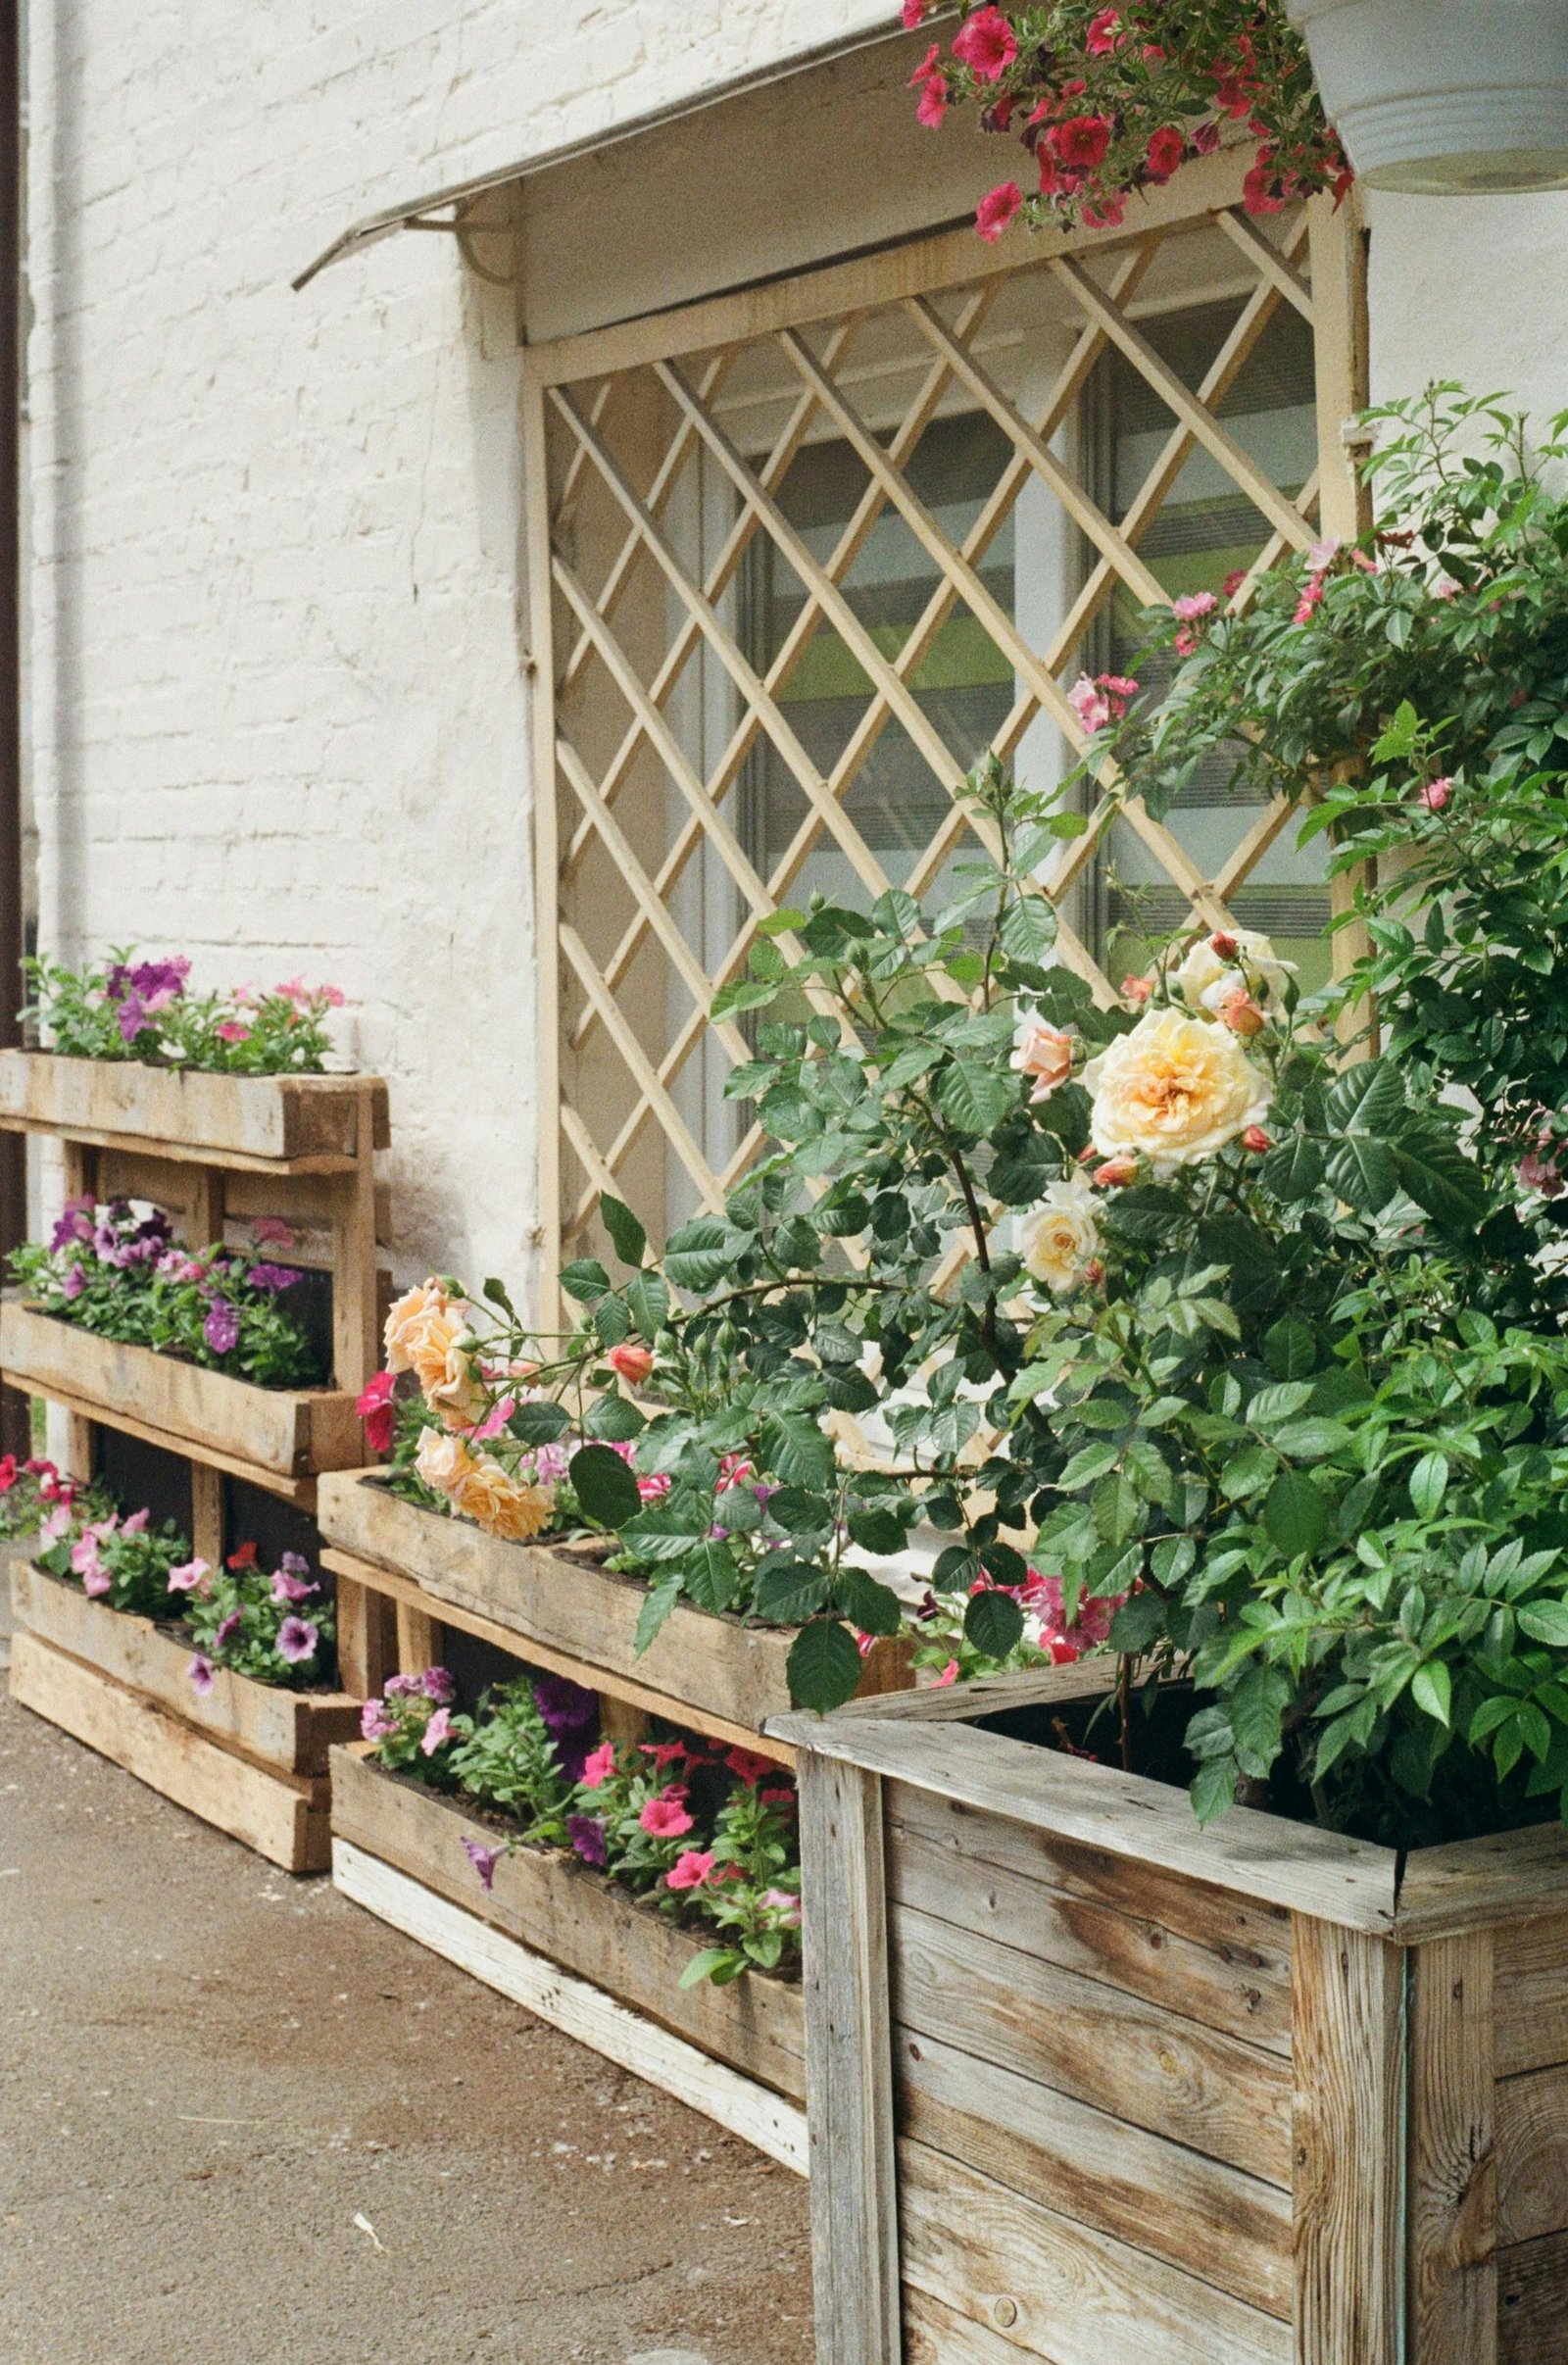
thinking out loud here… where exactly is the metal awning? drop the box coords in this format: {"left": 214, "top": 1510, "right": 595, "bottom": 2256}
{"left": 292, "top": 14, "right": 913, "bottom": 291}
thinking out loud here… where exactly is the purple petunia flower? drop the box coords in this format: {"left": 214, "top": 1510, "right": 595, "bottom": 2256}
{"left": 270, "top": 1566, "right": 318, "bottom": 1604}
{"left": 50, "top": 1198, "right": 95, "bottom": 1254}
{"left": 246, "top": 1263, "right": 302, "bottom": 1295}
{"left": 462, "top": 1838, "right": 503, "bottom": 1893}
{"left": 115, "top": 993, "right": 152, "bottom": 1045}
{"left": 188, "top": 1652, "right": 216, "bottom": 1696}
{"left": 360, "top": 1698, "right": 395, "bottom": 1742}
{"left": 275, "top": 1616, "right": 318, "bottom": 1665}
{"left": 532, "top": 1673, "right": 598, "bottom": 1737}
{"left": 214, "top": 1608, "right": 243, "bottom": 1649}
{"left": 566, "top": 1814, "right": 609, "bottom": 1869}
{"left": 203, "top": 1299, "right": 240, "bottom": 1355}
{"left": 60, "top": 1261, "right": 87, "bottom": 1301}
{"left": 420, "top": 1667, "right": 456, "bottom": 1705}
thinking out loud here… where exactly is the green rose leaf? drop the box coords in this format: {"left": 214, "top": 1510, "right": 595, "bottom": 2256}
{"left": 600, "top": 1194, "right": 648, "bottom": 1269}
{"left": 1518, "top": 1601, "right": 1568, "bottom": 1647}
{"left": 1265, "top": 1467, "right": 1329, "bottom": 1558}
{"left": 662, "top": 1217, "right": 733, "bottom": 1294}
{"left": 964, "top": 1586, "right": 1026, "bottom": 1660}
{"left": 625, "top": 1269, "right": 671, "bottom": 1340}
{"left": 568, "top": 1444, "right": 644, "bottom": 1532}
{"left": 1408, "top": 1452, "right": 1449, "bottom": 1520}
{"left": 507, "top": 1400, "right": 572, "bottom": 1445}
{"left": 753, "top": 1559, "right": 832, "bottom": 1625}
{"left": 786, "top": 1617, "right": 865, "bottom": 1712}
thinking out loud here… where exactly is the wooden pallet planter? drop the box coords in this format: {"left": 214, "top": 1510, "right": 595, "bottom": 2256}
{"left": 8, "top": 1562, "right": 359, "bottom": 1872}
{"left": 0, "top": 1301, "right": 364, "bottom": 1482}
{"left": 0, "top": 1048, "right": 390, "bottom": 1170}
{"left": 769, "top": 1664, "right": 1568, "bottom": 2365}
{"left": 318, "top": 1469, "right": 913, "bottom": 1751}
{"left": 330, "top": 1744, "right": 808, "bottom": 2168}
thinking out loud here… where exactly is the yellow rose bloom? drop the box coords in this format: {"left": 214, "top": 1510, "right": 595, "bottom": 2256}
{"left": 453, "top": 1460, "right": 556, "bottom": 1543}
{"left": 1083, "top": 1008, "right": 1270, "bottom": 1166}
{"left": 1022, "top": 1178, "right": 1101, "bottom": 1295}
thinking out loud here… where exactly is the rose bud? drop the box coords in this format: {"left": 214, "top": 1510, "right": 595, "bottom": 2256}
{"left": 1419, "top": 777, "right": 1452, "bottom": 812}
{"left": 1093, "top": 1156, "right": 1140, "bottom": 1188}
{"left": 1207, "top": 931, "right": 1239, "bottom": 961}
{"left": 1240, "top": 1125, "right": 1272, "bottom": 1153}
{"left": 1121, "top": 974, "right": 1152, "bottom": 1007}
{"left": 607, "top": 1342, "right": 655, "bottom": 1385}
{"left": 1216, "top": 986, "right": 1265, "bottom": 1038}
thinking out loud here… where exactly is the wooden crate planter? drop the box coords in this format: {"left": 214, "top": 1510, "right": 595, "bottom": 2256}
{"left": 0, "top": 1301, "right": 364, "bottom": 1482}
{"left": 330, "top": 1744, "right": 808, "bottom": 2169}
{"left": 9, "top": 1561, "right": 360, "bottom": 1872}
{"left": 0, "top": 1048, "right": 389, "bottom": 1169}
{"left": 770, "top": 1664, "right": 1568, "bottom": 2365}
{"left": 318, "top": 1469, "right": 913, "bottom": 1750}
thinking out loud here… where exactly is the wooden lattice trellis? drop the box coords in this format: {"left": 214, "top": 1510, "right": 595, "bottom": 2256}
{"left": 521, "top": 148, "right": 1368, "bottom": 1289}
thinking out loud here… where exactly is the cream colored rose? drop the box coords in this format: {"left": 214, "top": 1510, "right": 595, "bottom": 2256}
{"left": 385, "top": 1278, "right": 452, "bottom": 1370}
{"left": 1171, "top": 927, "right": 1295, "bottom": 1015}
{"left": 424, "top": 1339, "right": 488, "bottom": 1432}
{"left": 384, "top": 1278, "right": 484, "bottom": 1423}
{"left": 1084, "top": 1008, "right": 1271, "bottom": 1166}
{"left": 1022, "top": 1178, "right": 1101, "bottom": 1295}
{"left": 1010, "top": 1018, "right": 1076, "bottom": 1105}
{"left": 453, "top": 1459, "right": 556, "bottom": 1543}
{"left": 415, "top": 1425, "right": 473, "bottom": 1499}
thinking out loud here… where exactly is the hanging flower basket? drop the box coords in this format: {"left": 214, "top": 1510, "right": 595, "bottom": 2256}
{"left": 1286, "top": 0, "right": 1568, "bottom": 191}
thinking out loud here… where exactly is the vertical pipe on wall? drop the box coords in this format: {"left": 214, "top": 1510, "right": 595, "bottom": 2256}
{"left": 0, "top": 0, "right": 26, "bottom": 1457}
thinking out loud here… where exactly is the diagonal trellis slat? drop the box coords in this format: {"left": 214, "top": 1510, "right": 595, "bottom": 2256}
{"left": 530, "top": 184, "right": 1367, "bottom": 1278}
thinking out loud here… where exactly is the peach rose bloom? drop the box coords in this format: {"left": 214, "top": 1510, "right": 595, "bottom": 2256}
{"left": 1022, "top": 1178, "right": 1101, "bottom": 1295}
{"left": 423, "top": 1338, "right": 488, "bottom": 1432}
{"left": 453, "top": 1458, "right": 556, "bottom": 1543}
{"left": 414, "top": 1426, "right": 474, "bottom": 1499}
{"left": 1010, "top": 1019, "right": 1075, "bottom": 1104}
{"left": 384, "top": 1278, "right": 485, "bottom": 1425}
{"left": 1083, "top": 1009, "right": 1270, "bottom": 1165}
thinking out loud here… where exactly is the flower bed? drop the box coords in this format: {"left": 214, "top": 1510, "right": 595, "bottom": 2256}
{"left": 21, "top": 951, "right": 346, "bottom": 1075}
{"left": 0, "top": 1050, "right": 389, "bottom": 1167}
{"left": 776, "top": 1663, "right": 1568, "bottom": 2365}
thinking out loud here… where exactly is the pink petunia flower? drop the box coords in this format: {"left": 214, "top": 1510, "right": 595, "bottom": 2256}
{"left": 665, "top": 1849, "right": 715, "bottom": 1893}
{"left": 419, "top": 1706, "right": 455, "bottom": 1754}
{"left": 188, "top": 1653, "right": 216, "bottom": 1697}
{"left": 975, "top": 180, "right": 1023, "bottom": 244}
{"left": 275, "top": 1615, "right": 319, "bottom": 1666}
{"left": 952, "top": 6, "right": 1017, "bottom": 78}
{"left": 167, "top": 1557, "right": 211, "bottom": 1595}
{"left": 932, "top": 1659, "right": 960, "bottom": 1688}
{"left": 581, "top": 1742, "right": 617, "bottom": 1790}
{"left": 639, "top": 1795, "right": 695, "bottom": 1839}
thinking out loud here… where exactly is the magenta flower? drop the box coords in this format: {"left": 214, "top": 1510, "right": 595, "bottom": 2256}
{"left": 251, "top": 1216, "right": 294, "bottom": 1249}
{"left": 167, "top": 1558, "right": 211, "bottom": 1595}
{"left": 421, "top": 1666, "right": 456, "bottom": 1704}
{"left": 247, "top": 1263, "right": 301, "bottom": 1294}
{"left": 275, "top": 1616, "right": 318, "bottom": 1666}
{"left": 214, "top": 1608, "right": 243, "bottom": 1649}
{"left": 665, "top": 1849, "right": 714, "bottom": 1893}
{"left": 61, "top": 1262, "right": 87, "bottom": 1302}
{"left": 639, "top": 1794, "right": 695, "bottom": 1840}
{"left": 581, "top": 1742, "right": 617, "bottom": 1790}
{"left": 203, "top": 1300, "right": 240, "bottom": 1355}
{"left": 360, "top": 1698, "right": 395, "bottom": 1742}
{"left": 462, "top": 1838, "right": 504, "bottom": 1892}
{"left": 419, "top": 1705, "right": 455, "bottom": 1755}
{"left": 270, "top": 1566, "right": 317, "bottom": 1604}
{"left": 188, "top": 1653, "right": 216, "bottom": 1696}
{"left": 566, "top": 1814, "right": 609, "bottom": 1869}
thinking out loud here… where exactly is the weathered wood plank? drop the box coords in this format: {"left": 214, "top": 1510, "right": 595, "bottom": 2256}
{"left": 1291, "top": 1915, "right": 1406, "bottom": 2365}
{"left": 899, "top": 2138, "right": 1291, "bottom": 2365}
{"left": 1, "top": 1301, "right": 362, "bottom": 1476}
{"left": 1498, "top": 2231, "right": 1568, "bottom": 2363}
{"left": 329, "top": 1745, "right": 806, "bottom": 2102}
{"left": 333, "top": 1839, "right": 808, "bottom": 2173}
{"left": 893, "top": 1900, "right": 1293, "bottom": 2187}
{"left": 0, "top": 1047, "right": 387, "bottom": 1165}
{"left": 9, "top": 1629, "right": 327, "bottom": 1872}
{"left": 318, "top": 1471, "right": 906, "bottom": 1740}
{"left": 11, "top": 1562, "right": 359, "bottom": 1773}
{"left": 1494, "top": 1911, "right": 1568, "bottom": 2077}
{"left": 766, "top": 1700, "right": 1401, "bottom": 1931}
{"left": 321, "top": 1545, "right": 798, "bottom": 1766}
{"left": 799, "top": 1752, "right": 901, "bottom": 2365}
{"left": 1395, "top": 1823, "right": 1568, "bottom": 1944}
{"left": 1409, "top": 1932, "right": 1497, "bottom": 2364}
{"left": 896, "top": 2026, "right": 1294, "bottom": 2319}
{"left": 888, "top": 1811, "right": 1293, "bottom": 2056}
{"left": 1496, "top": 2062, "right": 1568, "bottom": 2246}
{"left": 333, "top": 1569, "right": 396, "bottom": 1702}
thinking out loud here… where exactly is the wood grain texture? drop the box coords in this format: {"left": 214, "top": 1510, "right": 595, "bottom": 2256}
{"left": 1291, "top": 1915, "right": 1406, "bottom": 2365}
{"left": 888, "top": 1809, "right": 1293, "bottom": 2055}
{"left": 1409, "top": 1932, "right": 1497, "bottom": 2364}
{"left": 0, "top": 1302, "right": 363, "bottom": 1476}
{"left": 1394, "top": 1823, "right": 1568, "bottom": 1943}
{"left": 799, "top": 1752, "right": 901, "bottom": 2365}
{"left": 768, "top": 1700, "right": 1401, "bottom": 1930}
{"left": 334, "top": 1839, "right": 807, "bottom": 2173}
{"left": 899, "top": 2137, "right": 1290, "bottom": 2365}
{"left": 894, "top": 1902, "right": 1292, "bottom": 2187}
{"left": 896, "top": 2025, "right": 1294, "bottom": 2318}
{"left": 0, "top": 1048, "right": 388, "bottom": 1165}
{"left": 1495, "top": 1912, "right": 1568, "bottom": 2077}
{"left": 333, "top": 1571, "right": 396, "bottom": 1703}
{"left": 1498, "top": 2231, "right": 1568, "bottom": 2363}
{"left": 329, "top": 1746, "right": 806, "bottom": 2101}
{"left": 1496, "top": 2063, "right": 1568, "bottom": 2245}
{"left": 9, "top": 1630, "right": 328, "bottom": 1871}
{"left": 11, "top": 1561, "right": 359, "bottom": 1773}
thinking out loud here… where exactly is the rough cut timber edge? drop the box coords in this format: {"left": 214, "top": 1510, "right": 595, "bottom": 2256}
{"left": 0, "top": 1048, "right": 390, "bottom": 1168}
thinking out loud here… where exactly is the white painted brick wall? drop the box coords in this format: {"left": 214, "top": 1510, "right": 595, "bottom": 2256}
{"left": 26, "top": 0, "right": 1563, "bottom": 1307}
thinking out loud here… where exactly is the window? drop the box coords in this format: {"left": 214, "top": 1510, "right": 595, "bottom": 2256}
{"left": 528, "top": 158, "right": 1366, "bottom": 1275}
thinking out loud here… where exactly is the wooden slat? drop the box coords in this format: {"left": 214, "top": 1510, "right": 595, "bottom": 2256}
{"left": 893, "top": 1901, "right": 1291, "bottom": 2186}
{"left": 1214, "top": 207, "right": 1315, "bottom": 321}
{"left": 330, "top": 1745, "right": 805, "bottom": 2101}
{"left": 1396, "top": 1823, "right": 1568, "bottom": 1943}
{"left": 767, "top": 1705, "right": 1401, "bottom": 1931}
{"left": 1409, "top": 1932, "right": 1497, "bottom": 2364}
{"left": 799, "top": 1752, "right": 901, "bottom": 2365}
{"left": 9, "top": 1630, "right": 328, "bottom": 1873}
{"left": 0, "top": 1049, "right": 385, "bottom": 1165}
{"left": 11, "top": 1561, "right": 359, "bottom": 1775}
{"left": 327, "top": 1083, "right": 381, "bottom": 1394}
{"left": 1498, "top": 2231, "right": 1568, "bottom": 2364}
{"left": 1291, "top": 1915, "right": 1406, "bottom": 2365}
{"left": 887, "top": 1814, "right": 1292, "bottom": 2055}
{"left": 24, "top": 1370, "right": 317, "bottom": 1509}
{"left": 899, "top": 2138, "right": 1290, "bottom": 2365}
{"left": 1497, "top": 2062, "right": 1568, "bottom": 2246}
{"left": 333, "top": 1569, "right": 396, "bottom": 1703}
{"left": 333, "top": 1837, "right": 808, "bottom": 2172}
{"left": 1495, "top": 1910, "right": 1568, "bottom": 2077}
{"left": 897, "top": 2026, "right": 1294, "bottom": 2318}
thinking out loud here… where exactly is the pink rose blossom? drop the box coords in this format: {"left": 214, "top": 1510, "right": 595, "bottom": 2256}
{"left": 1011, "top": 1020, "right": 1076, "bottom": 1105}
{"left": 1419, "top": 777, "right": 1452, "bottom": 813}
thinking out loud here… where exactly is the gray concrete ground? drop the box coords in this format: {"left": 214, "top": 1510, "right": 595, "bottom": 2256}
{"left": 0, "top": 1675, "right": 812, "bottom": 2365}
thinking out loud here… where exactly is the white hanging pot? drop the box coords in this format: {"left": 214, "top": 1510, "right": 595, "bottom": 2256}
{"left": 1286, "top": 0, "right": 1568, "bottom": 192}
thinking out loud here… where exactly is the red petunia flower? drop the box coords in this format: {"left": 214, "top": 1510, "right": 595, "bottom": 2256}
{"left": 952, "top": 5, "right": 1018, "bottom": 80}
{"left": 1048, "top": 114, "right": 1114, "bottom": 171}
{"left": 1144, "top": 125, "right": 1187, "bottom": 183}
{"left": 975, "top": 179, "right": 1024, "bottom": 243}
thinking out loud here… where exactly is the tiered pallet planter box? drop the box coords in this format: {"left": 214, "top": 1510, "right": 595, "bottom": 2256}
{"left": 770, "top": 1664, "right": 1568, "bottom": 2365}
{"left": 9, "top": 1561, "right": 360, "bottom": 1872}
{"left": 330, "top": 1744, "right": 808, "bottom": 2171}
